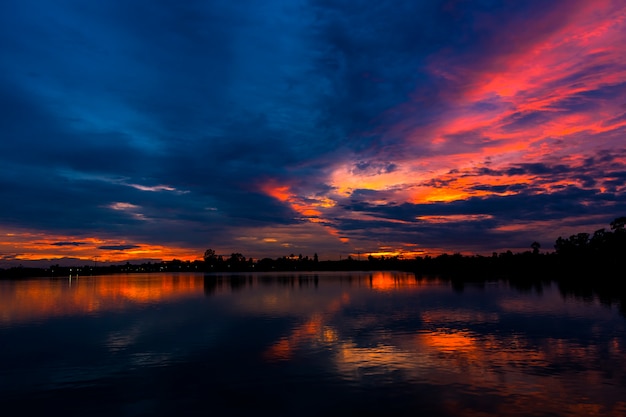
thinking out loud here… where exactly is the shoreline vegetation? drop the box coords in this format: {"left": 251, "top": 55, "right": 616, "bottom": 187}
{"left": 2, "top": 217, "right": 624, "bottom": 290}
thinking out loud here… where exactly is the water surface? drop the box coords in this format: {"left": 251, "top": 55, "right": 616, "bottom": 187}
{"left": 1, "top": 272, "right": 624, "bottom": 416}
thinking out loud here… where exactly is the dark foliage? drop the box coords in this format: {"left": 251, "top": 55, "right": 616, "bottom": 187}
{"left": 2, "top": 218, "right": 624, "bottom": 296}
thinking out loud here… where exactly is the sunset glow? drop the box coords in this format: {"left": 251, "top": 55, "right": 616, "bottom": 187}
{"left": 0, "top": 228, "right": 198, "bottom": 266}
{"left": 1, "top": 0, "right": 625, "bottom": 262}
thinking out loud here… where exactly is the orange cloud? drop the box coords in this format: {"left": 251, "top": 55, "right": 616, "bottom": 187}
{"left": 260, "top": 180, "right": 348, "bottom": 243}
{"left": 212, "top": 2, "right": 626, "bottom": 260}
{"left": 0, "top": 228, "right": 199, "bottom": 264}
{"left": 307, "top": 1, "right": 626, "bottom": 256}
{"left": 401, "top": 3, "right": 621, "bottom": 170}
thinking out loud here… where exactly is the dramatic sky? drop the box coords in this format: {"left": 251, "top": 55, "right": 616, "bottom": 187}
{"left": 2, "top": 0, "right": 626, "bottom": 265}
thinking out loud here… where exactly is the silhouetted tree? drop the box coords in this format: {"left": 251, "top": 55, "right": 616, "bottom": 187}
{"left": 590, "top": 228, "right": 608, "bottom": 253}
{"left": 204, "top": 249, "right": 216, "bottom": 262}
{"left": 555, "top": 233, "right": 589, "bottom": 257}
{"left": 229, "top": 253, "right": 245, "bottom": 263}
{"left": 531, "top": 241, "right": 541, "bottom": 255}
{"left": 610, "top": 216, "right": 626, "bottom": 231}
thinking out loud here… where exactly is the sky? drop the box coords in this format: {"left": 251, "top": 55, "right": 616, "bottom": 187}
{"left": 1, "top": 0, "right": 626, "bottom": 265}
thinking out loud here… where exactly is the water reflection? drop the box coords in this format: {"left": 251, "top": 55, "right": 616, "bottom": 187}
{"left": 0, "top": 274, "right": 204, "bottom": 325}
{"left": 0, "top": 272, "right": 625, "bottom": 416}
{"left": 209, "top": 272, "right": 625, "bottom": 416}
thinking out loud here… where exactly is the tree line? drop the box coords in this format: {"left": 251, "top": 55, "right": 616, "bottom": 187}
{"left": 1, "top": 217, "right": 624, "bottom": 281}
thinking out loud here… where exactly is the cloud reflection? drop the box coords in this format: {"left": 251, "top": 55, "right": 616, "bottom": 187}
{"left": 253, "top": 273, "right": 626, "bottom": 416}
{"left": 0, "top": 274, "right": 204, "bottom": 325}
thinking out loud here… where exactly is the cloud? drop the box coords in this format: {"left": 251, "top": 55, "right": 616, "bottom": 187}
{"left": 109, "top": 203, "right": 141, "bottom": 211}
{"left": 98, "top": 245, "right": 141, "bottom": 251}
{"left": 0, "top": 0, "right": 625, "bottom": 261}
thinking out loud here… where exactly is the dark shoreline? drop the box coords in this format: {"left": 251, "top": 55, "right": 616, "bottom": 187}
{"left": 3, "top": 215, "right": 624, "bottom": 315}
{"left": 4, "top": 216, "right": 624, "bottom": 282}
{"left": 2, "top": 256, "right": 624, "bottom": 315}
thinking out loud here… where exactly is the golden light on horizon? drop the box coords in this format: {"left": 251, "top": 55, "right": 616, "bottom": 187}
{"left": 0, "top": 229, "right": 200, "bottom": 264}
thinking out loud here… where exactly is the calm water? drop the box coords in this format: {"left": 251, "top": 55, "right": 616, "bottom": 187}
{"left": 1, "top": 272, "right": 625, "bottom": 417}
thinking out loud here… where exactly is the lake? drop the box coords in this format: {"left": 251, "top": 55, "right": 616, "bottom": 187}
{"left": 1, "top": 272, "right": 625, "bottom": 416}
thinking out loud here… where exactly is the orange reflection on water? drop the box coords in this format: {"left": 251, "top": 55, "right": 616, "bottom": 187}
{"left": 336, "top": 341, "right": 419, "bottom": 375}
{"left": 418, "top": 331, "right": 476, "bottom": 353}
{"left": 332, "top": 312, "right": 626, "bottom": 417}
{"left": 368, "top": 271, "right": 421, "bottom": 291}
{"left": 264, "top": 314, "right": 325, "bottom": 361}
{"left": 263, "top": 292, "right": 350, "bottom": 362}
{"left": 263, "top": 274, "right": 428, "bottom": 362}
{"left": 0, "top": 274, "right": 204, "bottom": 325}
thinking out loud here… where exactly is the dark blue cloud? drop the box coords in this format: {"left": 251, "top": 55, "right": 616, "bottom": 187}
{"left": 98, "top": 245, "right": 141, "bottom": 251}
